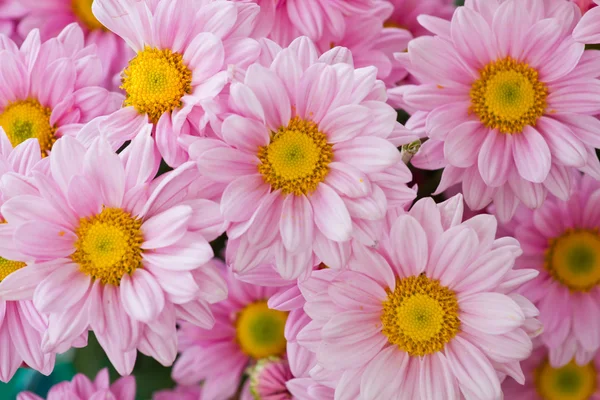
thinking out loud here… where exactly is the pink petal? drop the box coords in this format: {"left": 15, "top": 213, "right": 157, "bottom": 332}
{"left": 512, "top": 126, "right": 551, "bottom": 183}
{"left": 310, "top": 184, "right": 352, "bottom": 242}
{"left": 120, "top": 269, "right": 165, "bottom": 323}
{"left": 33, "top": 263, "right": 91, "bottom": 314}
{"left": 280, "top": 194, "right": 314, "bottom": 253}
{"left": 459, "top": 292, "right": 525, "bottom": 335}
{"left": 390, "top": 214, "right": 428, "bottom": 277}
{"left": 141, "top": 205, "right": 192, "bottom": 250}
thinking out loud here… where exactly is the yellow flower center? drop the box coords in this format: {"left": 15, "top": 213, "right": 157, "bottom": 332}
{"left": 72, "top": 207, "right": 144, "bottom": 286}
{"left": 235, "top": 301, "right": 288, "bottom": 360}
{"left": 545, "top": 229, "right": 600, "bottom": 292}
{"left": 257, "top": 117, "right": 333, "bottom": 196}
{"left": 0, "top": 99, "right": 57, "bottom": 156}
{"left": 381, "top": 274, "right": 460, "bottom": 356}
{"left": 535, "top": 359, "right": 597, "bottom": 400}
{"left": 71, "top": 0, "right": 104, "bottom": 31}
{"left": 470, "top": 57, "right": 548, "bottom": 134}
{"left": 0, "top": 257, "right": 26, "bottom": 282}
{"left": 121, "top": 47, "right": 192, "bottom": 124}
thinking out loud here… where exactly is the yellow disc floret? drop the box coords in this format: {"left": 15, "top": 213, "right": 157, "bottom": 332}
{"left": 545, "top": 229, "right": 600, "bottom": 292}
{"left": 71, "top": 0, "right": 104, "bottom": 31}
{"left": 258, "top": 117, "right": 333, "bottom": 196}
{"left": 0, "top": 257, "right": 26, "bottom": 282}
{"left": 72, "top": 207, "right": 144, "bottom": 286}
{"left": 470, "top": 57, "right": 548, "bottom": 134}
{"left": 235, "top": 301, "right": 288, "bottom": 359}
{"left": 121, "top": 47, "right": 192, "bottom": 123}
{"left": 535, "top": 359, "right": 597, "bottom": 400}
{"left": 0, "top": 99, "right": 57, "bottom": 156}
{"left": 381, "top": 274, "right": 460, "bottom": 356}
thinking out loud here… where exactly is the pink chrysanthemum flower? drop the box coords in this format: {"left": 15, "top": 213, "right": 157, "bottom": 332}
{"left": 16, "top": 0, "right": 132, "bottom": 90}
{"left": 191, "top": 36, "right": 415, "bottom": 280}
{"left": 385, "top": 0, "right": 455, "bottom": 38}
{"left": 0, "top": 0, "right": 26, "bottom": 39}
{"left": 0, "top": 131, "right": 58, "bottom": 382}
{"left": 17, "top": 368, "right": 135, "bottom": 400}
{"left": 297, "top": 195, "right": 541, "bottom": 399}
{"left": 91, "top": 0, "right": 260, "bottom": 167}
{"left": 574, "top": 1, "right": 600, "bottom": 43}
{"left": 405, "top": 0, "right": 600, "bottom": 222}
{"left": 172, "top": 264, "right": 312, "bottom": 400}
{"left": 497, "top": 173, "right": 600, "bottom": 367}
{"left": 0, "top": 24, "right": 122, "bottom": 156}
{"left": 503, "top": 346, "right": 600, "bottom": 400}
{"left": 0, "top": 132, "right": 228, "bottom": 375}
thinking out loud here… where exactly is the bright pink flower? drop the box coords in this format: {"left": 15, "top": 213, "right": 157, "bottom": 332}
{"left": 405, "top": 0, "right": 600, "bottom": 222}
{"left": 91, "top": 0, "right": 260, "bottom": 168}
{"left": 0, "top": 24, "right": 122, "bottom": 156}
{"left": 0, "top": 132, "right": 228, "bottom": 376}
{"left": 0, "top": 0, "right": 26, "bottom": 40}
{"left": 191, "top": 36, "right": 416, "bottom": 280}
{"left": 496, "top": 173, "right": 600, "bottom": 367}
{"left": 16, "top": 0, "right": 132, "bottom": 90}
{"left": 153, "top": 385, "right": 202, "bottom": 400}
{"left": 17, "top": 368, "right": 136, "bottom": 400}
{"left": 172, "top": 264, "right": 313, "bottom": 400}
{"left": 298, "top": 195, "right": 541, "bottom": 399}
{"left": 0, "top": 131, "right": 58, "bottom": 383}
{"left": 574, "top": 0, "right": 600, "bottom": 43}
{"left": 502, "top": 346, "right": 600, "bottom": 399}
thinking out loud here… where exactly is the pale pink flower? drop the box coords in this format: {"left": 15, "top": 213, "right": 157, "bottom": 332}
{"left": 17, "top": 368, "right": 135, "bottom": 400}
{"left": 502, "top": 346, "right": 600, "bottom": 399}
{"left": 297, "top": 195, "right": 541, "bottom": 399}
{"left": 497, "top": 173, "right": 600, "bottom": 367}
{"left": 0, "top": 131, "right": 57, "bottom": 383}
{"left": 16, "top": 0, "right": 132, "bottom": 90}
{"left": 0, "top": 0, "right": 26, "bottom": 40}
{"left": 90, "top": 0, "right": 260, "bottom": 167}
{"left": 385, "top": 0, "right": 455, "bottom": 38}
{"left": 191, "top": 36, "right": 416, "bottom": 280}
{"left": 404, "top": 0, "right": 600, "bottom": 222}
{"left": 172, "top": 264, "right": 312, "bottom": 400}
{"left": 574, "top": 0, "right": 600, "bottom": 42}
{"left": 0, "top": 24, "right": 122, "bottom": 156}
{"left": 153, "top": 385, "right": 202, "bottom": 400}
{"left": 0, "top": 132, "right": 228, "bottom": 376}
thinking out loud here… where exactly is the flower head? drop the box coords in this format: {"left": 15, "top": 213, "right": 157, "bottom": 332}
{"left": 90, "top": 0, "right": 261, "bottom": 167}
{"left": 191, "top": 36, "right": 416, "bottom": 280}
{"left": 297, "top": 195, "right": 540, "bottom": 399}
{"left": 406, "top": 0, "right": 600, "bottom": 222}
{"left": 0, "top": 130, "right": 228, "bottom": 375}
{"left": 497, "top": 173, "right": 600, "bottom": 367}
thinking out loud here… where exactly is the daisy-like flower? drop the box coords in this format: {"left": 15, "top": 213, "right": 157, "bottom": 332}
{"left": 384, "top": 0, "right": 455, "bottom": 38}
{"left": 503, "top": 346, "right": 600, "bottom": 400}
{"left": 0, "top": 0, "right": 26, "bottom": 39}
{"left": 0, "top": 131, "right": 228, "bottom": 376}
{"left": 17, "top": 368, "right": 135, "bottom": 400}
{"left": 297, "top": 195, "right": 541, "bottom": 399}
{"left": 0, "top": 24, "right": 122, "bottom": 156}
{"left": 0, "top": 131, "right": 58, "bottom": 383}
{"left": 91, "top": 0, "right": 260, "bottom": 167}
{"left": 405, "top": 0, "right": 600, "bottom": 222}
{"left": 172, "top": 264, "right": 312, "bottom": 400}
{"left": 498, "top": 173, "right": 600, "bottom": 367}
{"left": 191, "top": 36, "right": 414, "bottom": 280}
{"left": 16, "top": 0, "right": 132, "bottom": 89}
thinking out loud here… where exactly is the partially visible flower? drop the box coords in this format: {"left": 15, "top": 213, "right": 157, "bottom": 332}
{"left": 17, "top": 368, "right": 135, "bottom": 400}
{"left": 153, "top": 385, "right": 202, "bottom": 400}
{"left": 191, "top": 36, "right": 415, "bottom": 280}
{"left": 497, "top": 173, "right": 600, "bottom": 367}
{"left": 91, "top": 0, "right": 261, "bottom": 167}
{"left": 0, "top": 0, "right": 27, "bottom": 40}
{"left": 385, "top": 0, "right": 455, "bottom": 38}
{"left": 298, "top": 195, "right": 540, "bottom": 399}
{"left": 17, "top": 0, "right": 132, "bottom": 89}
{"left": 405, "top": 0, "right": 600, "bottom": 222}
{"left": 0, "top": 132, "right": 228, "bottom": 375}
{"left": 502, "top": 346, "right": 600, "bottom": 400}
{"left": 0, "top": 24, "right": 122, "bottom": 156}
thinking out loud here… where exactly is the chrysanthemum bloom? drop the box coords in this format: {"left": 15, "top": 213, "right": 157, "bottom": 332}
{"left": 16, "top": 0, "right": 132, "bottom": 90}
{"left": 497, "top": 173, "right": 600, "bottom": 367}
{"left": 0, "top": 132, "right": 58, "bottom": 382}
{"left": 297, "top": 195, "right": 541, "bottom": 399}
{"left": 17, "top": 368, "right": 135, "bottom": 400}
{"left": 0, "top": 0, "right": 26, "bottom": 39}
{"left": 503, "top": 346, "right": 600, "bottom": 400}
{"left": 574, "top": 0, "right": 600, "bottom": 42}
{"left": 0, "top": 133, "right": 228, "bottom": 375}
{"left": 91, "top": 0, "right": 260, "bottom": 167}
{"left": 192, "top": 36, "right": 414, "bottom": 279}
{"left": 172, "top": 265, "right": 313, "bottom": 400}
{"left": 404, "top": 0, "right": 600, "bottom": 222}
{"left": 0, "top": 24, "right": 122, "bottom": 156}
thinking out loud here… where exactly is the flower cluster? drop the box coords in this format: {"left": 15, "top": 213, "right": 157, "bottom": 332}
{"left": 0, "top": 0, "right": 598, "bottom": 399}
